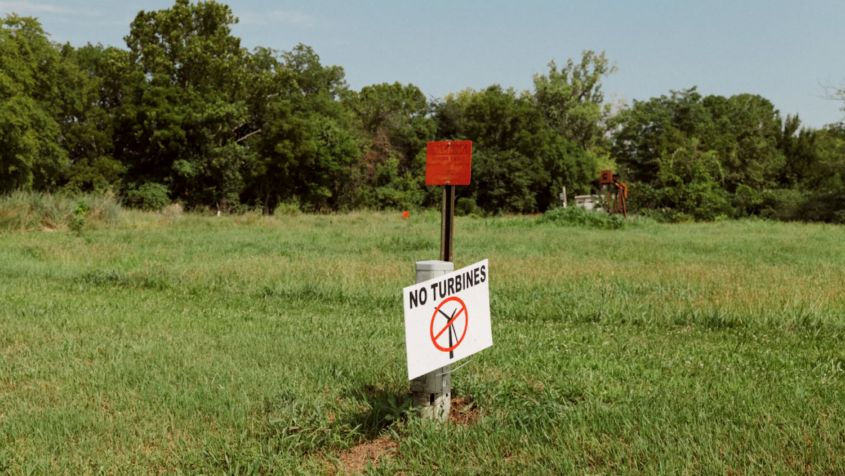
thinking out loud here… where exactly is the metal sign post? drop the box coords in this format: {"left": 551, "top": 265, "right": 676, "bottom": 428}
{"left": 409, "top": 260, "right": 454, "bottom": 421}
{"left": 440, "top": 185, "right": 455, "bottom": 262}
{"left": 405, "top": 140, "right": 473, "bottom": 421}
{"left": 404, "top": 260, "right": 492, "bottom": 421}
{"left": 426, "top": 139, "right": 471, "bottom": 263}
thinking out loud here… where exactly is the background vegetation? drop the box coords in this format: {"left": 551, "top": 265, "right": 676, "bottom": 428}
{"left": 3, "top": 0, "right": 844, "bottom": 221}
{"left": 2, "top": 213, "right": 844, "bottom": 474}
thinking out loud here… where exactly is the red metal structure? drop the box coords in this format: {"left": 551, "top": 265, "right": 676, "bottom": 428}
{"left": 601, "top": 170, "right": 628, "bottom": 218}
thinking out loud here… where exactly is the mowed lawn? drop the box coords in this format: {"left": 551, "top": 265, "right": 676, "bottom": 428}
{"left": 2, "top": 212, "right": 845, "bottom": 475}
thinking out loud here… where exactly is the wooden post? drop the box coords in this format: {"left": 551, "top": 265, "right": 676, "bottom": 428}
{"left": 410, "top": 261, "right": 453, "bottom": 421}
{"left": 562, "top": 186, "right": 567, "bottom": 208}
{"left": 621, "top": 184, "right": 628, "bottom": 218}
{"left": 440, "top": 185, "right": 455, "bottom": 262}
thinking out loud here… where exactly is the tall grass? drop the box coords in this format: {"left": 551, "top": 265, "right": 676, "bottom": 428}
{"left": 0, "top": 191, "right": 122, "bottom": 233}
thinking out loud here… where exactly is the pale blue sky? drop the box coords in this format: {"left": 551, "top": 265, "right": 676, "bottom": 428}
{"left": 4, "top": 0, "right": 844, "bottom": 127}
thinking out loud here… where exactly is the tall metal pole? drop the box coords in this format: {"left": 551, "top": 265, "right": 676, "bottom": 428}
{"left": 441, "top": 185, "right": 455, "bottom": 262}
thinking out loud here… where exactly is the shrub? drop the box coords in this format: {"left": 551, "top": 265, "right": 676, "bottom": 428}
{"left": 537, "top": 206, "right": 627, "bottom": 229}
{"left": 456, "top": 197, "right": 483, "bottom": 217}
{"left": 125, "top": 183, "right": 170, "bottom": 211}
{"left": 757, "top": 189, "right": 806, "bottom": 221}
{"left": 274, "top": 198, "right": 301, "bottom": 216}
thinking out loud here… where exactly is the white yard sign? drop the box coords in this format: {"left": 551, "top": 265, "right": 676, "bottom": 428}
{"left": 403, "top": 259, "right": 493, "bottom": 380}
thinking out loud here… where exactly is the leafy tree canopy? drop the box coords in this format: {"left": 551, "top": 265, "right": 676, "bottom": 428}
{"left": 1, "top": 1, "right": 843, "bottom": 222}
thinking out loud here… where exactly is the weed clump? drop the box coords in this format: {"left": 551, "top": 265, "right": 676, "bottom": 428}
{"left": 537, "top": 206, "right": 627, "bottom": 230}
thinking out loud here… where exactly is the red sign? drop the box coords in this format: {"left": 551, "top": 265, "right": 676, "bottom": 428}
{"left": 430, "top": 296, "right": 468, "bottom": 353}
{"left": 426, "top": 141, "right": 472, "bottom": 186}
{"left": 403, "top": 211, "right": 409, "bottom": 219}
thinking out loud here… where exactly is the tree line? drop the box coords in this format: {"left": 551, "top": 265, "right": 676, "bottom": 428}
{"left": 2, "top": 0, "right": 844, "bottom": 221}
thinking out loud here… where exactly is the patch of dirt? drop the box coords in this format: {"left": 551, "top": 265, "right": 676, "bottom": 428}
{"left": 324, "top": 397, "right": 479, "bottom": 474}
{"left": 328, "top": 436, "right": 398, "bottom": 475}
{"left": 449, "top": 396, "right": 481, "bottom": 425}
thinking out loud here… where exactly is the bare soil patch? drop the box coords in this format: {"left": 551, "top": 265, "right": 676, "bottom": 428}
{"left": 450, "top": 396, "right": 481, "bottom": 425}
{"left": 328, "top": 436, "right": 398, "bottom": 475}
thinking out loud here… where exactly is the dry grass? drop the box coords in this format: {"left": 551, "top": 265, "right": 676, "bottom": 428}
{"left": 0, "top": 191, "right": 122, "bottom": 233}
{"left": 328, "top": 437, "right": 399, "bottom": 475}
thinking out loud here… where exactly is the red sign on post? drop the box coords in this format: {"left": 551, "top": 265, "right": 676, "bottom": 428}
{"left": 426, "top": 141, "right": 472, "bottom": 185}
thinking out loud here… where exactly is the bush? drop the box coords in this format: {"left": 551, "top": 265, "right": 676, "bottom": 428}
{"left": 456, "top": 197, "right": 483, "bottom": 217}
{"left": 537, "top": 206, "right": 627, "bottom": 230}
{"left": 756, "top": 189, "right": 806, "bottom": 221}
{"left": 274, "top": 198, "right": 301, "bottom": 216}
{"left": 125, "top": 183, "right": 170, "bottom": 211}
{"left": 629, "top": 180, "right": 732, "bottom": 222}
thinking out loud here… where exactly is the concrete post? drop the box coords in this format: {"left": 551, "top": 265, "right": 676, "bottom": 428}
{"left": 411, "top": 260, "right": 453, "bottom": 421}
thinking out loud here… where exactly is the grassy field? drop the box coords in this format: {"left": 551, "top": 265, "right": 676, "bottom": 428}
{"left": 2, "top": 211, "right": 845, "bottom": 474}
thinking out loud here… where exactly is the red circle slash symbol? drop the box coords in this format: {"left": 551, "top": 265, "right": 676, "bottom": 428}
{"left": 430, "top": 296, "right": 468, "bottom": 357}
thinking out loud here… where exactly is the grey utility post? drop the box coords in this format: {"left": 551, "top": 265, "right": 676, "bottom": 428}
{"left": 411, "top": 260, "right": 454, "bottom": 421}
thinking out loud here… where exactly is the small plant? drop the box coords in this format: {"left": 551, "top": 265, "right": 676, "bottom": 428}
{"left": 70, "top": 200, "right": 90, "bottom": 236}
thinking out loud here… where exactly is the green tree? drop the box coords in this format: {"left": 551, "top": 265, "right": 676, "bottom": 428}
{"left": 796, "top": 124, "right": 845, "bottom": 222}
{"left": 613, "top": 88, "right": 713, "bottom": 184}
{"left": 119, "top": 0, "right": 250, "bottom": 208}
{"left": 58, "top": 43, "right": 124, "bottom": 192}
{"left": 0, "top": 15, "right": 68, "bottom": 193}
{"left": 775, "top": 114, "right": 823, "bottom": 191}
{"left": 434, "top": 85, "right": 596, "bottom": 213}
{"left": 614, "top": 88, "right": 803, "bottom": 220}
{"left": 533, "top": 50, "right": 617, "bottom": 151}
{"left": 241, "top": 45, "right": 360, "bottom": 213}
{"left": 347, "top": 82, "right": 435, "bottom": 209}
{"left": 702, "top": 93, "right": 785, "bottom": 191}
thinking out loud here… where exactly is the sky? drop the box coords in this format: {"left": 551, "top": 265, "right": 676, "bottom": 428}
{"left": 4, "top": 0, "right": 844, "bottom": 128}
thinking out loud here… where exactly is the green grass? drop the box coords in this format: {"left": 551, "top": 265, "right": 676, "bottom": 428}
{"left": 1, "top": 212, "right": 845, "bottom": 474}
